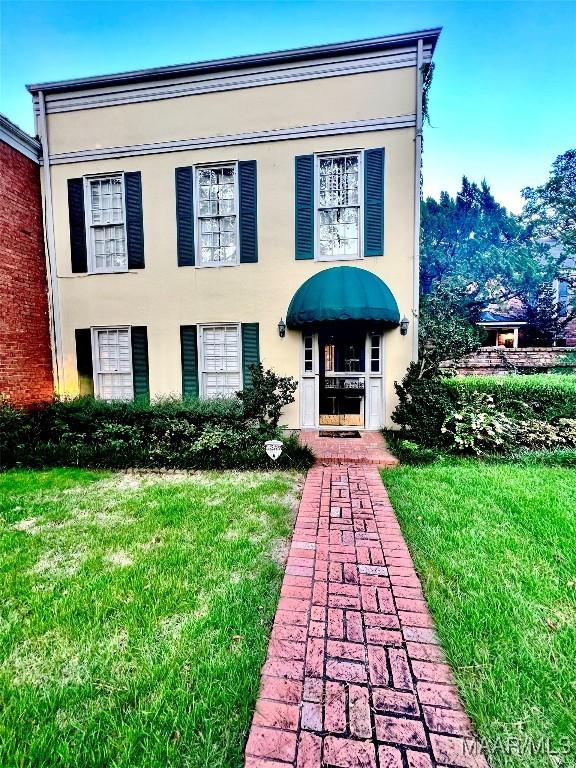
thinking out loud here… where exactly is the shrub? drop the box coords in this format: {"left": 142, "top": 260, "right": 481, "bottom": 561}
{"left": 392, "top": 370, "right": 576, "bottom": 455}
{"left": 392, "top": 363, "right": 454, "bottom": 448}
{"left": 236, "top": 363, "right": 298, "bottom": 428}
{"left": 441, "top": 393, "right": 518, "bottom": 455}
{"left": 0, "top": 375, "right": 314, "bottom": 471}
{"left": 440, "top": 393, "right": 576, "bottom": 456}
{"left": 444, "top": 374, "right": 576, "bottom": 422}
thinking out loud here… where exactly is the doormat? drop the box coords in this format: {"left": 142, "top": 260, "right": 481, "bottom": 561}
{"left": 319, "top": 430, "right": 362, "bottom": 438}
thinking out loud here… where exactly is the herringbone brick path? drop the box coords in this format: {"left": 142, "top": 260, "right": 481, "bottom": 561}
{"left": 245, "top": 465, "right": 488, "bottom": 768}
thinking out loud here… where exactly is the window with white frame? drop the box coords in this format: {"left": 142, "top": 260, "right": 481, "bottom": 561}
{"left": 196, "top": 165, "right": 238, "bottom": 266}
{"left": 370, "top": 334, "right": 381, "bottom": 373}
{"left": 85, "top": 175, "right": 127, "bottom": 273}
{"left": 199, "top": 324, "right": 241, "bottom": 397}
{"left": 303, "top": 335, "right": 314, "bottom": 373}
{"left": 317, "top": 153, "right": 361, "bottom": 260}
{"left": 92, "top": 327, "right": 133, "bottom": 400}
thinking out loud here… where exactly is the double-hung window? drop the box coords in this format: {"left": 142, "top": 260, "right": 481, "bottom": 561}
{"left": 199, "top": 324, "right": 241, "bottom": 397}
{"left": 317, "top": 153, "right": 361, "bottom": 260}
{"left": 196, "top": 165, "right": 238, "bottom": 266}
{"left": 85, "top": 175, "right": 127, "bottom": 272}
{"left": 92, "top": 327, "right": 133, "bottom": 400}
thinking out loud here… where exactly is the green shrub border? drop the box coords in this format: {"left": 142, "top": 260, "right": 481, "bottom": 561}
{"left": 0, "top": 396, "right": 315, "bottom": 471}
{"left": 390, "top": 372, "right": 576, "bottom": 458}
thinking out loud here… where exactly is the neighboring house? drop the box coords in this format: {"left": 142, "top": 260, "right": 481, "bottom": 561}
{"left": 478, "top": 269, "right": 576, "bottom": 349}
{"left": 477, "top": 310, "right": 527, "bottom": 349}
{"left": 27, "top": 28, "right": 440, "bottom": 429}
{"left": 0, "top": 114, "right": 53, "bottom": 406}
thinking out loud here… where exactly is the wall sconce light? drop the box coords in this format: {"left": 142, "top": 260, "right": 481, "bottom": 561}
{"left": 278, "top": 318, "right": 286, "bottom": 338}
{"left": 400, "top": 316, "right": 409, "bottom": 336}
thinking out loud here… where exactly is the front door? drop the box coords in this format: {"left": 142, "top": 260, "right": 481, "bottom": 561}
{"left": 319, "top": 328, "right": 366, "bottom": 427}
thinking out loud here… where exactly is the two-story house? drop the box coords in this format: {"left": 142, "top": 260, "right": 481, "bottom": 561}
{"left": 28, "top": 28, "right": 440, "bottom": 430}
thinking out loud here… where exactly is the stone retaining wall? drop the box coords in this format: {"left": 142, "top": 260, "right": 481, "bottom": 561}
{"left": 446, "top": 347, "right": 576, "bottom": 375}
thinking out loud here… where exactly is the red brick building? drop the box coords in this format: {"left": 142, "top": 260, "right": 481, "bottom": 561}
{"left": 0, "top": 114, "right": 53, "bottom": 406}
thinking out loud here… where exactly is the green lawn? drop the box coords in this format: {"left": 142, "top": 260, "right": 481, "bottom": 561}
{"left": 383, "top": 460, "right": 576, "bottom": 768}
{"left": 0, "top": 468, "right": 301, "bottom": 768}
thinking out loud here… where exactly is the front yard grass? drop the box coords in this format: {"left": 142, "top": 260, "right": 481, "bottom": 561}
{"left": 383, "top": 459, "right": 576, "bottom": 768}
{"left": 0, "top": 468, "right": 301, "bottom": 768}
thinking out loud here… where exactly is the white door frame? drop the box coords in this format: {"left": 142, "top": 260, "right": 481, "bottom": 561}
{"left": 300, "top": 331, "right": 319, "bottom": 428}
{"left": 299, "top": 328, "right": 386, "bottom": 430}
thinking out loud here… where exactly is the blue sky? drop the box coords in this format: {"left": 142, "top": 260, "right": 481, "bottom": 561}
{"left": 1, "top": 0, "right": 575, "bottom": 211}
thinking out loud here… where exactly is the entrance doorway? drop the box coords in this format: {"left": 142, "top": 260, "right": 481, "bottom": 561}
{"left": 319, "top": 327, "right": 366, "bottom": 427}
{"left": 300, "top": 326, "right": 384, "bottom": 430}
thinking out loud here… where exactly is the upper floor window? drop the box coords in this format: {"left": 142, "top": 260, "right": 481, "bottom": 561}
{"left": 317, "top": 153, "right": 361, "bottom": 260}
{"left": 196, "top": 165, "right": 238, "bottom": 267}
{"left": 92, "top": 326, "right": 133, "bottom": 400}
{"left": 85, "top": 175, "right": 127, "bottom": 273}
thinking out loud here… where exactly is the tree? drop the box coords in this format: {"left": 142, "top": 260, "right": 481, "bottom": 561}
{"left": 522, "top": 149, "right": 576, "bottom": 255}
{"left": 416, "top": 280, "right": 482, "bottom": 378}
{"left": 522, "top": 284, "right": 573, "bottom": 346}
{"left": 421, "top": 177, "right": 555, "bottom": 309}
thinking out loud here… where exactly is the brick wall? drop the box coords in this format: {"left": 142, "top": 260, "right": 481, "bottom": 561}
{"left": 447, "top": 347, "right": 576, "bottom": 376}
{"left": 0, "top": 140, "right": 53, "bottom": 406}
{"left": 564, "top": 317, "right": 576, "bottom": 347}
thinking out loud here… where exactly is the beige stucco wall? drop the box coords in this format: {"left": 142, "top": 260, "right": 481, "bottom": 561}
{"left": 46, "top": 68, "right": 416, "bottom": 154}
{"left": 46, "top": 65, "right": 417, "bottom": 429}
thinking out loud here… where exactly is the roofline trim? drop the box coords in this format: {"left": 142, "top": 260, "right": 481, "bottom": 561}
{"left": 477, "top": 321, "right": 528, "bottom": 327}
{"left": 0, "top": 113, "right": 41, "bottom": 162}
{"left": 26, "top": 27, "right": 441, "bottom": 94}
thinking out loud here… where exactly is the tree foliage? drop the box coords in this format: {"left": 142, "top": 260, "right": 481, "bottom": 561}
{"left": 522, "top": 149, "right": 576, "bottom": 255}
{"left": 417, "top": 281, "right": 482, "bottom": 377}
{"left": 421, "top": 177, "right": 554, "bottom": 307}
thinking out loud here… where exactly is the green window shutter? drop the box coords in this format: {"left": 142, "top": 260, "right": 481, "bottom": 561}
{"left": 175, "top": 166, "right": 195, "bottom": 266}
{"left": 180, "top": 325, "right": 199, "bottom": 398}
{"left": 75, "top": 328, "right": 94, "bottom": 396}
{"left": 364, "top": 148, "right": 385, "bottom": 257}
{"left": 125, "top": 171, "right": 145, "bottom": 269}
{"left": 295, "top": 155, "right": 314, "bottom": 260}
{"left": 131, "top": 326, "right": 150, "bottom": 401}
{"left": 68, "top": 178, "right": 88, "bottom": 273}
{"left": 238, "top": 160, "right": 258, "bottom": 263}
{"left": 241, "top": 323, "right": 260, "bottom": 389}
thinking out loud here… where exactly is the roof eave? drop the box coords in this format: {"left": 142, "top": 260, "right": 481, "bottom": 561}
{"left": 26, "top": 27, "right": 441, "bottom": 95}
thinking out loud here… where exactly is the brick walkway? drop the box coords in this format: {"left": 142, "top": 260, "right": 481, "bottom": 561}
{"left": 245, "top": 464, "right": 488, "bottom": 768}
{"left": 299, "top": 431, "right": 398, "bottom": 467}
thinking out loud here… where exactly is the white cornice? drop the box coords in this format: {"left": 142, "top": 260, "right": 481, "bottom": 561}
{"left": 33, "top": 44, "right": 433, "bottom": 116}
{"left": 28, "top": 28, "right": 441, "bottom": 94}
{"left": 0, "top": 113, "right": 40, "bottom": 162}
{"left": 44, "top": 115, "right": 416, "bottom": 165}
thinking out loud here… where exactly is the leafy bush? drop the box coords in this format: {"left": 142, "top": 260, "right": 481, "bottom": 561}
{"left": 441, "top": 393, "right": 576, "bottom": 456}
{"left": 393, "top": 370, "right": 576, "bottom": 457}
{"left": 392, "top": 363, "right": 454, "bottom": 447}
{"left": 237, "top": 363, "right": 298, "bottom": 428}
{"left": 441, "top": 393, "right": 517, "bottom": 455}
{"left": 0, "top": 375, "right": 314, "bottom": 471}
{"left": 444, "top": 374, "right": 576, "bottom": 421}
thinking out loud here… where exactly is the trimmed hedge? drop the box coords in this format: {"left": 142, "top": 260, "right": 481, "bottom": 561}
{"left": 392, "top": 371, "right": 576, "bottom": 452}
{"left": 0, "top": 397, "right": 314, "bottom": 470}
{"left": 444, "top": 374, "right": 576, "bottom": 422}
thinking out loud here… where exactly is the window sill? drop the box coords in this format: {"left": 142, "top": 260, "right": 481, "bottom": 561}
{"left": 314, "top": 255, "right": 364, "bottom": 263}
{"left": 86, "top": 269, "right": 130, "bottom": 276}
{"left": 194, "top": 262, "right": 240, "bottom": 269}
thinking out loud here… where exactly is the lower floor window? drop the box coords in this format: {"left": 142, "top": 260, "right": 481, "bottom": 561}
{"left": 199, "top": 324, "right": 241, "bottom": 398}
{"left": 92, "top": 327, "right": 133, "bottom": 400}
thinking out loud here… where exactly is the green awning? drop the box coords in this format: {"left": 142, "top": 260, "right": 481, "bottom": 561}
{"left": 286, "top": 266, "right": 400, "bottom": 328}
